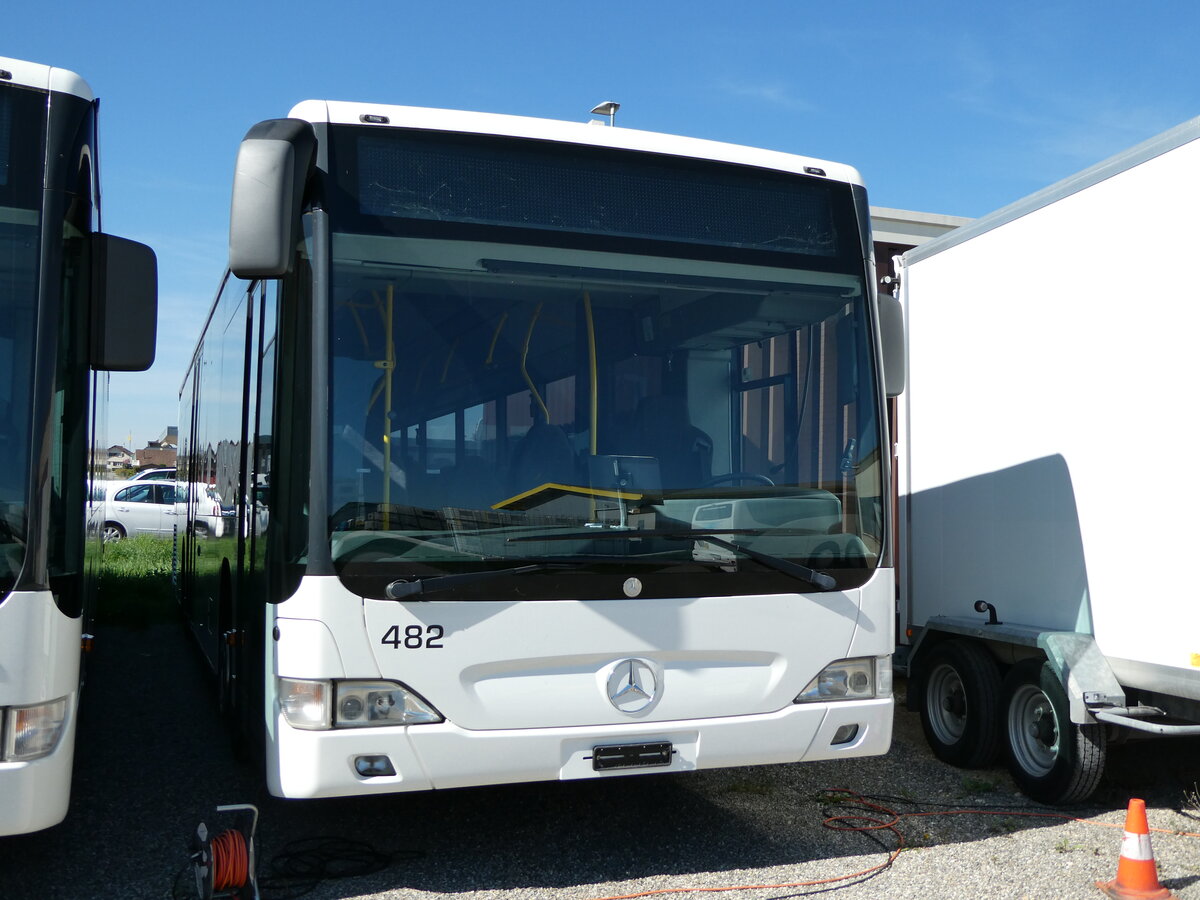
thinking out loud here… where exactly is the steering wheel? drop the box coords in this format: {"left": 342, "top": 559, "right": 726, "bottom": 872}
{"left": 701, "top": 472, "right": 775, "bottom": 487}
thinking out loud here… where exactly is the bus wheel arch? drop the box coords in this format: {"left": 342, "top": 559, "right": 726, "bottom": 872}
{"left": 916, "top": 637, "right": 1002, "bottom": 768}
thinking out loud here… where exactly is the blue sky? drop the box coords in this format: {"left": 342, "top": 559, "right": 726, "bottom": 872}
{"left": 10, "top": 1, "right": 1200, "bottom": 449}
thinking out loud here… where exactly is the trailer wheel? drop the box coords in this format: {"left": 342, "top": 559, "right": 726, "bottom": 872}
{"left": 918, "top": 639, "right": 1002, "bottom": 767}
{"left": 1002, "top": 658, "right": 1106, "bottom": 804}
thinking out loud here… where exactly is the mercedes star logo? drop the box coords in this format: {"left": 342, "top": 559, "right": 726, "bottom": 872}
{"left": 607, "top": 658, "right": 659, "bottom": 713}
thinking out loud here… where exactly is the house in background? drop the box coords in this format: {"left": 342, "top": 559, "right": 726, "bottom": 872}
{"left": 105, "top": 445, "right": 134, "bottom": 471}
{"left": 135, "top": 426, "right": 178, "bottom": 469}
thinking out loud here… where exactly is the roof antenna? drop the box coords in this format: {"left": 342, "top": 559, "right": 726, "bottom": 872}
{"left": 590, "top": 101, "right": 620, "bottom": 127}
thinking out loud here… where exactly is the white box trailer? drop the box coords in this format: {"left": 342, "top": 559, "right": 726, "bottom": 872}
{"left": 895, "top": 117, "right": 1200, "bottom": 804}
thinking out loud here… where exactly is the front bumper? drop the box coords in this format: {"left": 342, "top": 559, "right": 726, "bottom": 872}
{"left": 267, "top": 695, "right": 893, "bottom": 798}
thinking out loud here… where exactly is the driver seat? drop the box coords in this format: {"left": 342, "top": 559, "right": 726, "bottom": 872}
{"left": 632, "top": 395, "right": 713, "bottom": 489}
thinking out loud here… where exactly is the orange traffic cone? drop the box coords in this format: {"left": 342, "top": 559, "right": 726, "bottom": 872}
{"left": 1096, "top": 798, "right": 1175, "bottom": 899}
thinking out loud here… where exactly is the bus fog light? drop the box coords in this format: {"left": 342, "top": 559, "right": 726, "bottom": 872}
{"left": 334, "top": 681, "right": 443, "bottom": 727}
{"left": 279, "top": 678, "right": 330, "bottom": 730}
{"left": 354, "top": 755, "right": 397, "bottom": 777}
{"left": 4, "top": 697, "right": 69, "bottom": 761}
{"left": 794, "top": 658, "right": 875, "bottom": 703}
{"left": 831, "top": 724, "right": 859, "bottom": 745}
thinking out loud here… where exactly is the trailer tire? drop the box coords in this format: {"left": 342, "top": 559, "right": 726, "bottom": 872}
{"left": 917, "top": 639, "right": 1002, "bottom": 768}
{"left": 1002, "top": 658, "right": 1106, "bottom": 805}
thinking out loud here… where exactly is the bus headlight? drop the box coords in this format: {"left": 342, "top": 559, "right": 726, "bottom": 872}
{"left": 279, "top": 678, "right": 330, "bottom": 730}
{"left": 279, "top": 678, "right": 443, "bottom": 730}
{"left": 794, "top": 657, "right": 884, "bottom": 703}
{"left": 335, "top": 681, "right": 442, "bottom": 727}
{"left": 3, "top": 697, "right": 69, "bottom": 761}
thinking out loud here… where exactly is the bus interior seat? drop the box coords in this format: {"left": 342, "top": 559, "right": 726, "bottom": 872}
{"left": 632, "top": 395, "right": 713, "bottom": 488}
{"left": 509, "top": 420, "right": 576, "bottom": 495}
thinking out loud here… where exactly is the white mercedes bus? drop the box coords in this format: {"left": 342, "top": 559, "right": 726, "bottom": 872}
{"left": 177, "top": 100, "right": 903, "bottom": 799}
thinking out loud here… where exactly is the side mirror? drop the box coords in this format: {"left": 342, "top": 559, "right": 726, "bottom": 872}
{"left": 878, "top": 293, "right": 906, "bottom": 398}
{"left": 90, "top": 233, "right": 157, "bottom": 372}
{"left": 229, "top": 118, "right": 316, "bottom": 279}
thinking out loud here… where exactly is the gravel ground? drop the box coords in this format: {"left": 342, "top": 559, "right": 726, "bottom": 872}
{"left": 1, "top": 621, "right": 1197, "bottom": 900}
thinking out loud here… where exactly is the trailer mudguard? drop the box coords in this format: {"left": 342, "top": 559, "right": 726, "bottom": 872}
{"left": 1036, "top": 632, "right": 1124, "bottom": 723}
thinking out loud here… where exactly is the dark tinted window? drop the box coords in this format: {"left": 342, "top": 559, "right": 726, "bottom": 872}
{"left": 115, "top": 484, "right": 154, "bottom": 504}
{"left": 329, "top": 126, "right": 862, "bottom": 273}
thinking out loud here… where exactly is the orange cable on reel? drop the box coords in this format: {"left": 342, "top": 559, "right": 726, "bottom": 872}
{"left": 210, "top": 829, "right": 250, "bottom": 895}
{"left": 190, "top": 804, "right": 260, "bottom": 900}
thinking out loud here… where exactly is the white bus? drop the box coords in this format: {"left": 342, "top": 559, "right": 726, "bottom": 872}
{"left": 177, "top": 101, "right": 904, "bottom": 799}
{"left": 0, "top": 57, "right": 156, "bottom": 835}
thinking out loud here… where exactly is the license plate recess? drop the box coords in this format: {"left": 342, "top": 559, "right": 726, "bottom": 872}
{"left": 591, "top": 741, "right": 673, "bottom": 771}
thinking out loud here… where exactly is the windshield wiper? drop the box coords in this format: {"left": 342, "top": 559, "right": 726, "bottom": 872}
{"left": 384, "top": 562, "right": 573, "bottom": 600}
{"left": 507, "top": 529, "right": 837, "bottom": 592}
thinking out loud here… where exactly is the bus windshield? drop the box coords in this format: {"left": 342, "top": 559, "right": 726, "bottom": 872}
{"left": 325, "top": 129, "right": 884, "bottom": 598}
{"left": 0, "top": 84, "right": 44, "bottom": 591}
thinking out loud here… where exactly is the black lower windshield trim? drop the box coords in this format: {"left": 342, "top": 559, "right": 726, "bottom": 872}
{"left": 339, "top": 557, "right": 864, "bottom": 602}
{"left": 506, "top": 528, "right": 837, "bottom": 591}
{"left": 385, "top": 562, "right": 572, "bottom": 600}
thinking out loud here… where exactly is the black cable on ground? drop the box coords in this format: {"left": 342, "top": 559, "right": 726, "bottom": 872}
{"left": 170, "top": 788, "right": 1200, "bottom": 899}
{"left": 172, "top": 834, "right": 424, "bottom": 900}
{"left": 258, "top": 837, "right": 423, "bottom": 900}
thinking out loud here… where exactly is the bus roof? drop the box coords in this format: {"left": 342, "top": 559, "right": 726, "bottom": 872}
{"left": 288, "top": 99, "right": 864, "bottom": 188}
{"left": 0, "top": 55, "right": 93, "bottom": 101}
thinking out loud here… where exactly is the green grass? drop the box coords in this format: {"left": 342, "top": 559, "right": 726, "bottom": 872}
{"left": 96, "top": 535, "right": 179, "bottom": 627}
{"left": 959, "top": 775, "right": 1000, "bottom": 796}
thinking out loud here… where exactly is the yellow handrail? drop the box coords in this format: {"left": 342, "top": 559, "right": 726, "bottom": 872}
{"left": 485, "top": 312, "right": 508, "bottom": 366}
{"left": 584, "top": 292, "right": 598, "bottom": 457}
{"left": 520, "top": 303, "right": 550, "bottom": 424}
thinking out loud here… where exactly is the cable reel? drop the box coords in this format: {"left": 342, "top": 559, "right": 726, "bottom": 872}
{"left": 191, "top": 803, "right": 260, "bottom": 900}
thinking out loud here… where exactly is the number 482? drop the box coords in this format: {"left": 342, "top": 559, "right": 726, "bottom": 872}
{"left": 380, "top": 624, "right": 445, "bottom": 649}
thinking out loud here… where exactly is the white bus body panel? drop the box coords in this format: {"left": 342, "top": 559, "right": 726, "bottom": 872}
{"left": 289, "top": 100, "right": 865, "bottom": 189}
{"left": 0, "top": 55, "right": 93, "bottom": 100}
{"left": 898, "top": 120, "right": 1200, "bottom": 701}
{"left": 0, "top": 591, "right": 80, "bottom": 835}
{"left": 267, "top": 572, "right": 893, "bottom": 798}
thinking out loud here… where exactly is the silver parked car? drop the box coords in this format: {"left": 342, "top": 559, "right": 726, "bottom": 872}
{"left": 98, "top": 480, "right": 179, "bottom": 542}
{"left": 94, "top": 478, "right": 224, "bottom": 542}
